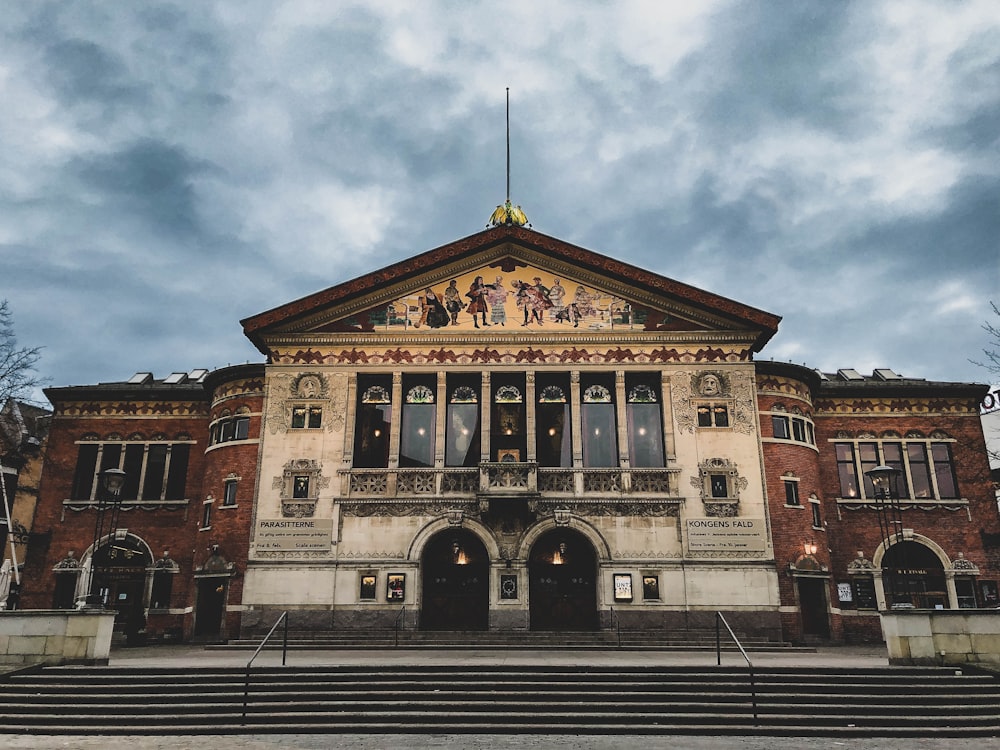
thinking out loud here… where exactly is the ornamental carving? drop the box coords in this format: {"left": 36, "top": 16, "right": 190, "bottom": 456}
{"left": 672, "top": 370, "right": 755, "bottom": 435}
{"left": 266, "top": 372, "right": 346, "bottom": 434}
{"left": 535, "top": 500, "right": 681, "bottom": 518}
{"left": 281, "top": 500, "right": 316, "bottom": 518}
{"left": 847, "top": 552, "right": 875, "bottom": 573}
{"left": 341, "top": 501, "right": 479, "bottom": 518}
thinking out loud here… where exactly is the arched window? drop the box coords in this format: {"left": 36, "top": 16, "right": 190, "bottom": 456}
{"left": 581, "top": 378, "right": 617, "bottom": 467}
{"left": 625, "top": 377, "right": 664, "bottom": 467}
{"left": 446, "top": 378, "right": 480, "bottom": 467}
{"left": 400, "top": 379, "right": 436, "bottom": 468}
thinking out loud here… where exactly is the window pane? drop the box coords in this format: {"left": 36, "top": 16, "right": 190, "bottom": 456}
{"left": 293, "top": 475, "right": 309, "bottom": 498}
{"left": 291, "top": 407, "right": 306, "bottom": 429}
{"left": 71, "top": 444, "right": 99, "bottom": 500}
{"left": 710, "top": 474, "right": 728, "bottom": 498}
{"left": 931, "top": 443, "right": 958, "bottom": 498}
{"left": 627, "top": 403, "right": 664, "bottom": 467}
{"left": 221, "top": 419, "right": 235, "bottom": 441}
{"left": 697, "top": 406, "right": 712, "bottom": 427}
{"left": 223, "top": 480, "right": 238, "bottom": 506}
{"left": 784, "top": 481, "right": 800, "bottom": 505}
{"left": 858, "top": 443, "right": 878, "bottom": 497}
{"left": 881, "top": 443, "right": 909, "bottom": 497}
{"left": 713, "top": 405, "right": 729, "bottom": 427}
{"left": 836, "top": 443, "right": 859, "bottom": 498}
{"left": 122, "top": 444, "right": 144, "bottom": 500}
{"left": 235, "top": 417, "right": 250, "bottom": 440}
{"left": 354, "top": 405, "right": 391, "bottom": 468}
{"left": 400, "top": 403, "right": 435, "bottom": 468}
{"left": 582, "top": 403, "right": 617, "bottom": 467}
{"left": 811, "top": 502, "right": 822, "bottom": 527}
{"left": 772, "top": 415, "right": 790, "bottom": 439}
{"left": 537, "top": 403, "right": 571, "bottom": 467}
{"left": 142, "top": 445, "right": 168, "bottom": 500}
{"left": 165, "top": 444, "right": 189, "bottom": 499}
{"left": 446, "top": 403, "right": 480, "bottom": 466}
{"left": 151, "top": 571, "right": 173, "bottom": 609}
{"left": 907, "top": 443, "right": 932, "bottom": 498}
{"left": 792, "top": 419, "right": 806, "bottom": 442}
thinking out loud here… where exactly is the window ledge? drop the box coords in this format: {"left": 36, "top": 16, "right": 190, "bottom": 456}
{"left": 783, "top": 503, "right": 803, "bottom": 509}
{"left": 836, "top": 497, "right": 969, "bottom": 509}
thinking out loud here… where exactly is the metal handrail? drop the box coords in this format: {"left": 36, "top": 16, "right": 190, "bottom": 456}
{"left": 393, "top": 604, "right": 405, "bottom": 647}
{"left": 241, "top": 611, "right": 288, "bottom": 721}
{"left": 609, "top": 606, "right": 622, "bottom": 648}
{"left": 715, "top": 611, "right": 758, "bottom": 724}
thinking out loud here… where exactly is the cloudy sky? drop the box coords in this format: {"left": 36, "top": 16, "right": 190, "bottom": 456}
{"left": 2, "top": 1, "right": 998, "bottom": 400}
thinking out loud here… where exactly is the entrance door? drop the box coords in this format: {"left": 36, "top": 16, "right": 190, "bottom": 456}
{"left": 421, "top": 530, "right": 489, "bottom": 630}
{"left": 90, "top": 537, "right": 150, "bottom": 638}
{"left": 797, "top": 578, "right": 830, "bottom": 639}
{"left": 194, "top": 578, "right": 227, "bottom": 637}
{"left": 529, "top": 529, "right": 597, "bottom": 630}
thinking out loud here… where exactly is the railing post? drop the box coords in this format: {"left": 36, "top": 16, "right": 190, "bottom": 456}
{"left": 282, "top": 610, "right": 288, "bottom": 666}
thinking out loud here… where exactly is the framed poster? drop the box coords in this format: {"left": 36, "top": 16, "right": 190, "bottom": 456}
{"left": 500, "top": 574, "right": 518, "bottom": 600}
{"left": 387, "top": 573, "right": 405, "bottom": 601}
{"left": 642, "top": 575, "right": 660, "bottom": 601}
{"left": 359, "top": 574, "right": 376, "bottom": 601}
{"left": 613, "top": 573, "right": 633, "bottom": 602}
{"left": 837, "top": 582, "right": 853, "bottom": 603}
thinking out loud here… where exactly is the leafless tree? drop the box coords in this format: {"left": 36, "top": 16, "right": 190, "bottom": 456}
{"left": 0, "top": 299, "right": 45, "bottom": 407}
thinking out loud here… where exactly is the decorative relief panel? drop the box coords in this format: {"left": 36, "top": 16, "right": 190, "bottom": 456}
{"left": 672, "top": 370, "right": 755, "bottom": 435}
{"left": 536, "top": 501, "right": 681, "bottom": 517}
{"left": 266, "top": 372, "right": 346, "bottom": 434}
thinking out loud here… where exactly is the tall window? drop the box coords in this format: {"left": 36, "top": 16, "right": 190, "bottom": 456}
{"left": 581, "top": 376, "right": 617, "bottom": 467}
{"left": 491, "top": 375, "right": 526, "bottom": 462}
{"left": 446, "top": 376, "right": 480, "bottom": 467}
{"left": 536, "top": 375, "right": 572, "bottom": 467}
{"left": 835, "top": 438, "right": 960, "bottom": 500}
{"left": 697, "top": 403, "right": 729, "bottom": 427}
{"left": 70, "top": 439, "right": 191, "bottom": 501}
{"left": 625, "top": 376, "right": 664, "bottom": 467}
{"left": 400, "top": 378, "right": 436, "bottom": 468}
{"left": 784, "top": 479, "right": 800, "bottom": 506}
{"left": 353, "top": 376, "right": 392, "bottom": 468}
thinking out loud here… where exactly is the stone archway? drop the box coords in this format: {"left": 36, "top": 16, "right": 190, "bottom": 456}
{"left": 882, "top": 541, "right": 947, "bottom": 609}
{"left": 420, "top": 528, "right": 490, "bottom": 630}
{"left": 89, "top": 534, "right": 151, "bottom": 640}
{"left": 528, "top": 528, "right": 598, "bottom": 631}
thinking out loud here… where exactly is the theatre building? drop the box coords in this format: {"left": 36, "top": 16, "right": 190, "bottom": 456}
{"left": 20, "top": 222, "right": 999, "bottom": 644}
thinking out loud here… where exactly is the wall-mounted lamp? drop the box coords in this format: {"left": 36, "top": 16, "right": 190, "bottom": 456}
{"left": 803, "top": 542, "right": 818, "bottom": 556}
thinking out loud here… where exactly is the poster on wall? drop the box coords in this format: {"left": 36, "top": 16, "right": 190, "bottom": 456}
{"left": 613, "top": 573, "right": 633, "bottom": 602}
{"left": 642, "top": 576, "right": 660, "bottom": 601}
{"left": 387, "top": 573, "right": 405, "bottom": 601}
{"left": 359, "top": 574, "right": 376, "bottom": 601}
{"left": 500, "top": 574, "right": 518, "bottom": 600}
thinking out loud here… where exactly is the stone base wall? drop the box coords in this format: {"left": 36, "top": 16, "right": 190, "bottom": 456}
{"left": 881, "top": 610, "right": 1000, "bottom": 666}
{"left": 0, "top": 610, "right": 115, "bottom": 666}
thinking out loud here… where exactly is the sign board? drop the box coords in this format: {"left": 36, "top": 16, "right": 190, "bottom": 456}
{"left": 686, "top": 517, "right": 768, "bottom": 552}
{"left": 256, "top": 519, "right": 333, "bottom": 552}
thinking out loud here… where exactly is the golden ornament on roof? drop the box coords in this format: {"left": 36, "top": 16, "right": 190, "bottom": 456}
{"left": 489, "top": 199, "right": 529, "bottom": 227}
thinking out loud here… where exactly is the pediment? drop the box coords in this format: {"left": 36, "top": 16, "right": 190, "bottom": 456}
{"left": 242, "top": 226, "right": 780, "bottom": 353}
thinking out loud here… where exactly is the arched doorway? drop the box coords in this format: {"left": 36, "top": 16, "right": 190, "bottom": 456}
{"left": 529, "top": 528, "right": 598, "bottom": 630}
{"left": 882, "top": 541, "right": 947, "bottom": 609}
{"left": 421, "top": 529, "right": 489, "bottom": 630}
{"left": 89, "top": 535, "right": 150, "bottom": 640}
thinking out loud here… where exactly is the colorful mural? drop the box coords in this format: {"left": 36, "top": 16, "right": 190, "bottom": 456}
{"left": 337, "top": 265, "right": 670, "bottom": 333}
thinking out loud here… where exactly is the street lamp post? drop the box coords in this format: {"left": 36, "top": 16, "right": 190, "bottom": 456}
{"left": 79, "top": 467, "right": 126, "bottom": 609}
{"left": 864, "top": 464, "right": 910, "bottom": 609}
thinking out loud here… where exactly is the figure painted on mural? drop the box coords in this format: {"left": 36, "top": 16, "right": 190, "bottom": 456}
{"left": 548, "top": 278, "right": 566, "bottom": 322}
{"left": 572, "top": 285, "right": 597, "bottom": 321}
{"left": 516, "top": 277, "right": 552, "bottom": 326}
{"left": 444, "top": 279, "right": 462, "bottom": 325}
{"left": 466, "top": 276, "right": 490, "bottom": 328}
{"left": 486, "top": 276, "right": 508, "bottom": 326}
{"left": 416, "top": 288, "right": 449, "bottom": 329}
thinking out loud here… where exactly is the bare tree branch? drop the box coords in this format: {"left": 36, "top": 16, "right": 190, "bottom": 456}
{"left": 0, "top": 299, "right": 47, "bottom": 407}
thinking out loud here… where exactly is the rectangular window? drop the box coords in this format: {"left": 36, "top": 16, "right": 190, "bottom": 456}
{"left": 150, "top": 570, "right": 173, "bottom": 609}
{"left": 772, "top": 415, "right": 790, "bottom": 439}
{"left": 626, "top": 375, "right": 664, "bottom": 468}
{"left": 165, "top": 444, "right": 189, "bottom": 500}
{"left": 291, "top": 407, "right": 307, "bottom": 429}
{"left": 223, "top": 479, "right": 238, "bottom": 507}
{"left": 931, "top": 443, "right": 958, "bottom": 498}
{"left": 836, "top": 443, "right": 858, "bottom": 498}
{"left": 858, "top": 442, "right": 879, "bottom": 497}
{"left": 806, "top": 422, "right": 815, "bottom": 445}
{"left": 220, "top": 419, "right": 236, "bottom": 441}
{"left": 581, "top": 376, "right": 617, "bottom": 468}
{"left": 811, "top": 501, "right": 823, "bottom": 528}
{"left": 784, "top": 480, "right": 800, "bottom": 506}
{"left": 907, "top": 443, "right": 932, "bottom": 498}
{"left": 235, "top": 416, "right": 250, "bottom": 440}
{"left": 354, "top": 375, "right": 392, "bottom": 468}
{"left": 400, "top": 375, "right": 436, "bottom": 468}
{"left": 122, "top": 444, "right": 144, "bottom": 500}
{"left": 698, "top": 403, "right": 730, "bottom": 428}
{"left": 853, "top": 577, "right": 877, "bottom": 609}
{"left": 792, "top": 418, "right": 806, "bottom": 442}
{"left": 307, "top": 407, "right": 322, "bottom": 429}
{"left": 710, "top": 474, "right": 728, "bottom": 498}
{"left": 881, "top": 442, "right": 910, "bottom": 498}
{"left": 71, "top": 444, "right": 99, "bottom": 500}
{"left": 143, "top": 445, "right": 168, "bottom": 501}
{"left": 200, "top": 501, "right": 212, "bottom": 529}
{"left": 955, "top": 578, "right": 977, "bottom": 609}
{"left": 293, "top": 475, "right": 310, "bottom": 499}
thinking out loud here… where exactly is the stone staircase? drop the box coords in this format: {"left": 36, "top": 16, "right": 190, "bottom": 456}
{"left": 1, "top": 663, "right": 998, "bottom": 736}
{"left": 212, "top": 628, "right": 796, "bottom": 651}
